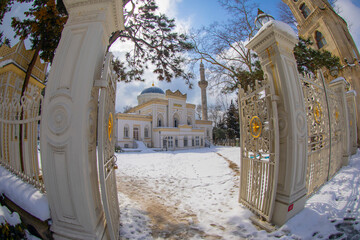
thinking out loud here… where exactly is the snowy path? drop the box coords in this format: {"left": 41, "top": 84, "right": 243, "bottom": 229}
{"left": 115, "top": 147, "right": 360, "bottom": 239}
{"left": 116, "top": 148, "right": 259, "bottom": 239}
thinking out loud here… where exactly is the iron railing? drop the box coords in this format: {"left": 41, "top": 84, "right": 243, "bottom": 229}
{"left": 0, "top": 94, "right": 45, "bottom": 192}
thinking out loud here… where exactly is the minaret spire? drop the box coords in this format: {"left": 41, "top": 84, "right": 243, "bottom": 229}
{"left": 198, "top": 60, "right": 208, "bottom": 120}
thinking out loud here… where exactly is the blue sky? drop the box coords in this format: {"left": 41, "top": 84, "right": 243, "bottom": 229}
{"left": 113, "top": 0, "right": 360, "bottom": 113}
{"left": 1, "top": 0, "right": 360, "bottom": 113}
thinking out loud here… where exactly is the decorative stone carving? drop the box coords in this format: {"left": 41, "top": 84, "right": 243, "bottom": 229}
{"left": 48, "top": 102, "right": 71, "bottom": 135}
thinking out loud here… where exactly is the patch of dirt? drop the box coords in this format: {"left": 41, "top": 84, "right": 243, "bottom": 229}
{"left": 117, "top": 175, "right": 222, "bottom": 239}
{"left": 216, "top": 153, "right": 240, "bottom": 176}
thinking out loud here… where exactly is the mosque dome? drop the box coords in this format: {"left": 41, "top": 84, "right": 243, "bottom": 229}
{"left": 137, "top": 85, "right": 166, "bottom": 105}
{"left": 140, "top": 86, "right": 165, "bottom": 95}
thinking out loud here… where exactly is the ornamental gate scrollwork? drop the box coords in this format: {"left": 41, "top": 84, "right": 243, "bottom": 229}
{"left": 300, "top": 74, "right": 330, "bottom": 195}
{"left": 96, "top": 52, "right": 120, "bottom": 240}
{"left": 239, "top": 79, "right": 279, "bottom": 222}
{"left": 301, "top": 72, "right": 346, "bottom": 195}
{"left": 327, "top": 86, "right": 344, "bottom": 178}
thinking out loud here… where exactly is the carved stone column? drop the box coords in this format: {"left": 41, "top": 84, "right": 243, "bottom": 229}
{"left": 40, "top": 0, "right": 123, "bottom": 239}
{"left": 246, "top": 21, "right": 308, "bottom": 226}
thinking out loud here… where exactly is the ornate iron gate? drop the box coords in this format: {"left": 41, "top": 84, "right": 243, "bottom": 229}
{"left": 96, "top": 52, "right": 120, "bottom": 240}
{"left": 327, "top": 86, "right": 344, "bottom": 178}
{"left": 239, "top": 80, "right": 279, "bottom": 221}
{"left": 301, "top": 72, "right": 346, "bottom": 194}
{"left": 300, "top": 74, "right": 331, "bottom": 195}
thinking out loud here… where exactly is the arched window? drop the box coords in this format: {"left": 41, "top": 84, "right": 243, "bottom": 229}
{"left": 187, "top": 117, "right": 192, "bottom": 126}
{"left": 124, "top": 125, "right": 129, "bottom": 138}
{"left": 300, "top": 3, "right": 311, "bottom": 19}
{"left": 157, "top": 114, "right": 164, "bottom": 127}
{"left": 144, "top": 127, "right": 149, "bottom": 138}
{"left": 315, "top": 31, "right": 327, "bottom": 49}
{"left": 173, "top": 113, "right": 180, "bottom": 128}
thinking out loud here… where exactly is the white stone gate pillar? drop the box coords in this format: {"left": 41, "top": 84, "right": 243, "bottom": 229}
{"left": 246, "top": 21, "right": 308, "bottom": 226}
{"left": 40, "top": 1, "right": 123, "bottom": 239}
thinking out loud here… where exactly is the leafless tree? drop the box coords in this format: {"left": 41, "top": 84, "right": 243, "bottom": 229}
{"left": 123, "top": 105, "right": 133, "bottom": 113}
{"left": 208, "top": 104, "right": 222, "bottom": 127}
{"left": 278, "top": 1, "right": 297, "bottom": 30}
{"left": 190, "top": 0, "right": 263, "bottom": 93}
{"left": 196, "top": 104, "right": 202, "bottom": 120}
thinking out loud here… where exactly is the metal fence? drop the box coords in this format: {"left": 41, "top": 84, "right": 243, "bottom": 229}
{"left": 0, "top": 94, "right": 45, "bottom": 192}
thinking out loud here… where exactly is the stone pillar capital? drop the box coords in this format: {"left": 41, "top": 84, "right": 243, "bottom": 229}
{"left": 63, "top": 0, "right": 124, "bottom": 36}
{"left": 329, "top": 77, "right": 349, "bottom": 88}
{"left": 246, "top": 20, "right": 298, "bottom": 59}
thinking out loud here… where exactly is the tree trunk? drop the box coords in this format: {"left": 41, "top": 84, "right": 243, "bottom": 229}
{"left": 21, "top": 43, "right": 42, "bottom": 98}
{"left": 19, "top": 42, "right": 42, "bottom": 172}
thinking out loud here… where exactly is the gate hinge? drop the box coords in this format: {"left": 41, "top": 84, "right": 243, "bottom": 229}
{"left": 94, "top": 79, "right": 108, "bottom": 88}
{"left": 271, "top": 94, "right": 280, "bottom": 102}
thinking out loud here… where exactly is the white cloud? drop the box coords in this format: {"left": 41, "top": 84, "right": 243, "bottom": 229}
{"left": 156, "top": 0, "right": 182, "bottom": 18}
{"left": 335, "top": 0, "right": 360, "bottom": 49}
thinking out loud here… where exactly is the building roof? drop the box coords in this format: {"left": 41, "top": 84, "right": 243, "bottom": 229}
{"left": 140, "top": 86, "right": 165, "bottom": 95}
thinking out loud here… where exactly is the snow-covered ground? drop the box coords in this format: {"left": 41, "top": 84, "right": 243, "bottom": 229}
{"left": 0, "top": 146, "right": 359, "bottom": 239}
{"left": 116, "top": 146, "right": 360, "bottom": 240}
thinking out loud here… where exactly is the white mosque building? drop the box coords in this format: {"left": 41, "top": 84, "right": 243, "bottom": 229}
{"left": 116, "top": 62, "right": 212, "bottom": 150}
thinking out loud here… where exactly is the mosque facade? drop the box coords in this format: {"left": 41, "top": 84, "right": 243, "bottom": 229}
{"left": 116, "top": 61, "right": 212, "bottom": 150}
{"left": 115, "top": 85, "right": 212, "bottom": 150}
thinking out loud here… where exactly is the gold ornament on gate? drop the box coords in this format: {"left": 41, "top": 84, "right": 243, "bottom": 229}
{"left": 335, "top": 109, "right": 339, "bottom": 122}
{"left": 313, "top": 102, "right": 322, "bottom": 124}
{"left": 250, "top": 116, "right": 262, "bottom": 138}
{"left": 108, "top": 112, "right": 113, "bottom": 142}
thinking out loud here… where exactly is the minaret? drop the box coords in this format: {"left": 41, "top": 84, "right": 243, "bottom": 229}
{"left": 198, "top": 60, "right": 208, "bottom": 120}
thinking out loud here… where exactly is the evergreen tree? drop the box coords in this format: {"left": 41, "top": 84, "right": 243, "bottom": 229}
{"left": 213, "top": 117, "right": 227, "bottom": 143}
{"left": 11, "top": 0, "right": 68, "bottom": 97}
{"left": 0, "top": 0, "right": 15, "bottom": 46}
{"left": 225, "top": 100, "right": 239, "bottom": 140}
{"left": 109, "top": 0, "right": 193, "bottom": 85}
{"left": 0, "top": 32, "right": 11, "bottom": 47}
{"left": 294, "top": 37, "right": 341, "bottom": 74}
